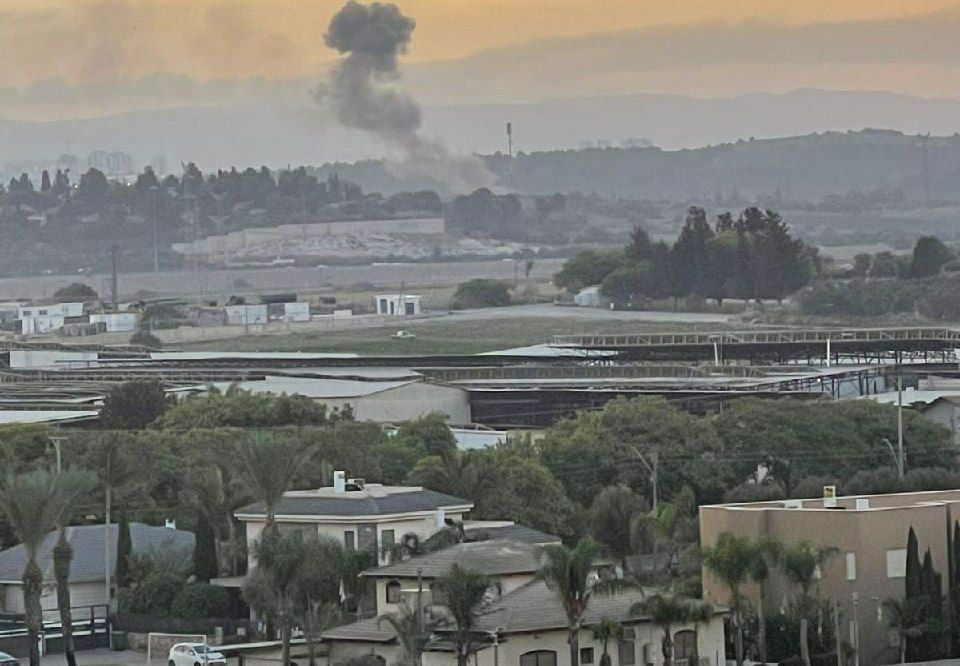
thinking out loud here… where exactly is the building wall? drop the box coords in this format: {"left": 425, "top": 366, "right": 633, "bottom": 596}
{"left": 373, "top": 572, "right": 536, "bottom": 617}
{"left": 3, "top": 581, "right": 107, "bottom": 621}
{"left": 923, "top": 401, "right": 960, "bottom": 445}
{"left": 420, "top": 619, "right": 726, "bottom": 666}
{"left": 700, "top": 496, "right": 958, "bottom": 664}
{"left": 328, "top": 640, "right": 399, "bottom": 666}
{"left": 334, "top": 383, "right": 470, "bottom": 424}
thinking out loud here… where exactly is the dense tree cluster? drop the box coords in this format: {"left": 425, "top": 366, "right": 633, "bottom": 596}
{"left": 554, "top": 207, "right": 818, "bottom": 306}
{"left": 0, "top": 163, "right": 443, "bottom": 276}
{"left": 799, "top": 236, "right": 960, "bottom": 318}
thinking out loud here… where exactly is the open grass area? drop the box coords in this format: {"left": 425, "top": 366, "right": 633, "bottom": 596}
{"left": 173, "top": 316, "right": 735, "bottom": 356}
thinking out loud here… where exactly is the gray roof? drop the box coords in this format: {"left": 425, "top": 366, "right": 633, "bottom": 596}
{"left": 211, "top": 376, "right": 417, "bottom": 399}
{"left": 363, "top": 540, "right": 543, "bottom": 579}
{"left": 322, "top": 617, "right": 396, "bottom": 643}
{"left": 0, "top": 523, "right": 194, "bottom": 584}
{"left": 462, "top": 524, "right": 560, "bottom": 545}
{"left": 473, "top": 580, "right": 721, "bottom": 634}
{"left": 237, "top": 489, "right": 471, "bottom": 519}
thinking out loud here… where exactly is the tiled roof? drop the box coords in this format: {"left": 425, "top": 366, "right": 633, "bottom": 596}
{"left": 362, "top": 540, "right": 543, "bottom": 578}
{"left": 322, "top": 617, "right": 396, "bottom": 643}
{"left": 237, "top": 489, "right": 472, "bottom": 518}
{"left": 462, "top": 524, "right": 560, "bottom": 545}
{"left": 473, "top": 580, "right": 721, "bottom": 634}
{"left": 0, "top": 523, "right": 194, "bottom": 584}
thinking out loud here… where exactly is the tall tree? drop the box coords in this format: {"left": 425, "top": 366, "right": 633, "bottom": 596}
{"left": 884, "top": 596, "right": 930, "bottom": 664}
{"left": 630, "top": 594, "right": 712, "bottom": 666}
{"left": 780, "top": 541, "right": 838, "bottom": 666}
{"left": 236, "top": 433, "right": 310, "bottom": 529}
{"left": 436, "top": 564, "right": 493, "bottom": 666}
{"left": 99, "top": 380, "right": 167, "bottom": 430}
{"left": 671, "top": 207, "right": 714, "bottom": 299}
{"left": 701, "top": 533, "right": 756, "bottom": 666}
{"left": 589, "top": 484, "right": 646, "bottom": 572}
{"left": 910, "top": 236, "right": 955, "bottom": 278}
{"left": 52, "top": 470, "right": 97, "bottom": 666}
{"left": 0, "top": 470, "right": 94, "bottom": 666}
{"left": 536, "top": 539, "right": 629, "bottom": 666}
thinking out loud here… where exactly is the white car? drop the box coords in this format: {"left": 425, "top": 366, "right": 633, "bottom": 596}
{"left": 168, "top": 643, "right": 227, "bottom": 666}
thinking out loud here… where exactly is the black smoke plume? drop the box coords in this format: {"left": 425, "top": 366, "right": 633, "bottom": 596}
{"left": 321, "top": 1, "right": 493, "bottom": 193}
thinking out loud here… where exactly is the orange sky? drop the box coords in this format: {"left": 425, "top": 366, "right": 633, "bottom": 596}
{"left": 1, "top": 0, "right": 959, "bottom": 85}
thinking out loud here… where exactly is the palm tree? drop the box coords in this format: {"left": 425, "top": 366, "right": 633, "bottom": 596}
{"left": 631, "top": 594, "right": 712, "bottom": 666}
{"left": 701, "top": 533, "right": 756, "bottom": 666}
{"left": 52, "top": 471, "right": 96, "bottom": 666}
{"left": 237, "top": 432, "right": 310, "bottom": 529}
{"left": 536, "top": 538, "right": 631, "bottom": 666}
{"left": 750, "top": 535, "right": 783, "bottom": 666}
{"left": 378, "top": 602, "right": 438, "bottom": 666}
{"left": 591, "top": 618, "right": 623, "bottom": 666}
{"left": 781, "top": 541, "right": 838, "bottom": 666}
{"left": 883, "top": 597, "right": 929, "bottom": 664}
{"left": 0, "top": 470, "right": 94, "bottom": 666}
{"left": 436, "top": 564, "right": 493, "bottom": 666}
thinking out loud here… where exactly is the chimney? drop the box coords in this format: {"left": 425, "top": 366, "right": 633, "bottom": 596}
{"left": 333, "top": 470, "right": 346, "bottom": 494}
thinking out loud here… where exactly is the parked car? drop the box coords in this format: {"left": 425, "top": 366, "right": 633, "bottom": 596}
{"left": 168, "top": 643, "right": 226, "bottom": 666}
{"left": 0, "top": 652, "right": 18, "bottom": 665}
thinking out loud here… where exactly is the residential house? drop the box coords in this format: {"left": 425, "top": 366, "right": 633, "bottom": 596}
{"left": 325, "top": 577, "right": 726, "bottom": 666}
{"left": 0, "top": 523, "right": 193, "bottom": 620}
{"left": 232, "top": 474, "right": 475, "bottom": 570}
{"left": 700, "top": 489, "right": 960, "bottom": 664}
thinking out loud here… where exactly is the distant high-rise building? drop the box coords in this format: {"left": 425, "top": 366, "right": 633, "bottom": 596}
{"left": 150, "top": 154, "right": 168, "bottom": 177}
{"left": 87, "top": 150, "right": 136, "bottom": 176}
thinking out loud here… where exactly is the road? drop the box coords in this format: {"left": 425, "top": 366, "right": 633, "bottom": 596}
{"left": 426, "top": 303, "right": 733, "bottom": 324}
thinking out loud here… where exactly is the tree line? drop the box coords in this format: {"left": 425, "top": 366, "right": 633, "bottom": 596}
{"left": 554, "top": 207, "right": 818, "bottom": 307}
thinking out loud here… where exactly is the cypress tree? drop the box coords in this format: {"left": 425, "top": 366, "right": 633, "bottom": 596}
{"left": 192, "top": 510, "right": 218, "bottom": 582}
{"left": 907, "top": 527, "right": 922, "bottom": 599}
{"left": 115, "top": 510, "right": 132, "bottom": 589}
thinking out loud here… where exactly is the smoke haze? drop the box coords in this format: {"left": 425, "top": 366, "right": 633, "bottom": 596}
{"left": 320, "top": 1, "right": 493, "bottom": 194}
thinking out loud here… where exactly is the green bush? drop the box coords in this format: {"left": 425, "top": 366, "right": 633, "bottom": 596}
{"left": 450, "top": 279, "right": 511, "bottom": 309}
{"left": 117, "top": 571, "right": 183, "bottom": 616}
{"left": 170, "top": 583, "right": 232, "bottom": 618}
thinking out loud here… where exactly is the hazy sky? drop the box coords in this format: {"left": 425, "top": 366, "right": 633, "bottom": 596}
{"left": 3, "top": 0, "right": 960, "bottom": 119}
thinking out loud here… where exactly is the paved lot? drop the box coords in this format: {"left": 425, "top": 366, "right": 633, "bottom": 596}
{"left": 431, "top": 302, "right": 734, "bottom": 324}
{"left": 41, "top": 649, "right": 142, "bottom": 665}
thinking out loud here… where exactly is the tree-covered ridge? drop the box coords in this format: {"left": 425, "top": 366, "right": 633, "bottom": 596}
{"left": 554, "top": 206, "right": 818, "bottom": 305}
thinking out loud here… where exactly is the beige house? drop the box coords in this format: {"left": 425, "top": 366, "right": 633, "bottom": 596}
{"left": 324, "top": 579, "right": 726, "bottom": 666}
{"left": 700, "top": 489, "right": 960, "bottom": 664}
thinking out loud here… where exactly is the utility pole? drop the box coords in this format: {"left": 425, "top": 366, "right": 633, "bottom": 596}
{"left": 630, "top": 446, "right": 658, "bottom": 511}
{"left": 110, "top": 245, "right": 119, "bottom": 312}
{"left": 49, "top": 433, "right": 66, "bottom": 472}
{"left": 152, "top": 186, "right": 160, "bottom": 272}
{"left": 833, "top": 598, "right": 842, "bottom": 666}
{"left": 897, "top": 364, "right": 905, "bottom": 479}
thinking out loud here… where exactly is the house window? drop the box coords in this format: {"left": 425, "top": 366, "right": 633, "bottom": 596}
{"left": 386, "top": 580, "right": 401, "bottom": 604}
{"left": 887, "top": 548, "right": 907, "bottom": 578}
{"left": 382, "top": 529, "right": 395, "bottom": 553}
{"left": 430, "top": 581, "right": 448, "bottom": 606}
{"left": 520, "top": 651, "right": 557, "bottom": 666}
{"left": 344, "top": 530, "right": 356, "bottom": 551}
{"left": 845, "top": 552, "right": 857, "bottom": 581}
{"left": 580, "top": 648, "right": 594, "bottom": 664}
{"left": 673, "top": 631, "right": 697, "bottom": 664}
{"left": 617, "top": 639, "right": 636, "bottom": 666}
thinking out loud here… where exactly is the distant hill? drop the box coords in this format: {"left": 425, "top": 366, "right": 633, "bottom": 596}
{"left": 311, "top": 129, "right": 960, "bottom": 202}
{"left": 4, "top": 88, "right": 960, "bottom": 182}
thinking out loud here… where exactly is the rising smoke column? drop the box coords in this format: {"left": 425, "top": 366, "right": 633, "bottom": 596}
{"left": 322, "top": 1, "right": 493, "bottom": 193}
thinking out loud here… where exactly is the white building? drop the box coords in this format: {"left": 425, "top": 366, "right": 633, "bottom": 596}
{"left": 574, "top": 285, "right": 606, "bottom": 308}
{"left": 232, "top": 475, "right": 474, "bottom": 569}
{"left": 376, "top": 294, "right": 422, "bottom": 316}
{"left": 18, "top": 302, "right": 84, "bottom": 320}
{"left": 89, "top": 312, "right": 139, "bottom": 332}
{"left": 20, "top": 313, "right": 65, "bottom": 335}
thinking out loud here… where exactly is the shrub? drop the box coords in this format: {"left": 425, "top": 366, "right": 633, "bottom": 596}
{"left": 450, "top": 279, "right": 511, "bottom": 309}
{"left": 118, "top": 571, "right": 183, "bottom": 616}
{"left": 130, "top": 329, "right": 162, "bottom": 349}
{"left": 170, "top": 583, "right": 232, "bottom": 619}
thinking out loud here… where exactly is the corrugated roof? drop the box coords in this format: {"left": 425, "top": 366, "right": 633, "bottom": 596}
{"left": 211, "top": 376, "right": 417, "bottom": 399}
{"left": 0, "top": 410, "right": 99, "bottom": 425}
{"left": 362, "top": 540, "right": 543, "bottom": 578}
{"left": 0, "top": 523, "right": 194, "bottom": 584}
{"left": 236, "top": 488, "right": 472, "bottom": 519}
